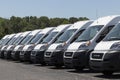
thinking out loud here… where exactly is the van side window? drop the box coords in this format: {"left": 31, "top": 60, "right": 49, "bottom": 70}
{"left": 96, "top": 25, "right": 115, "bottom": 43}
{"left": 70, "top": 29, "right": 85, "bottom": 43}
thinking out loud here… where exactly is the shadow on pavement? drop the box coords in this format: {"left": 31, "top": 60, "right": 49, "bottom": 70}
{"left": 94, "top": 73, "right": 120, "bottom": 79}
{"left": 49, "top": 66, "right": 72, "bottom": 70}
{"left": 67, "top": 69, "right": 100, "bottom": 74}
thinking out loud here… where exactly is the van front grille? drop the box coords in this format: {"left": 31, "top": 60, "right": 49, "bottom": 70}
{"left": 45, "top": 52, "right": 51, "bottom": 56}
{"left": 65, "top": 52, "right": 73, "bottom": 57}
{"left": 91, "top": 53, "right": 103, "bottom": 59}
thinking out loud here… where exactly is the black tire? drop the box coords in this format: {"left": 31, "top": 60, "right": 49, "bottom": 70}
{"left": 102, "top": 71, "right": 113, "bottom": 76}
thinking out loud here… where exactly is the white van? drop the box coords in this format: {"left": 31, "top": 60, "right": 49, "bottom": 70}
{"left": 0, "top": 35, "right": 10, "bottom": 47}
{"left": 4, "top": 32, "right": 22, "bottom": 59}
{"left": 12, "top": 29, "right": 41, "bottom": 60}
{"left": 30, "top": 24, "right": 71, "bottom": 64}
{"left": 5, "top": 31, "right": 31, "bottom": 59}
{"left": 44, "top": 20, "right": 93, "bottom": 67}
{"left": 0, "top": 34, "right": 16, "bottom": 58}
{"left": 90, "top": 21, "right": 120, "bottom": 75}
{"left": 19, "top": 27, "right": 54, "bottom": 62}
{"left": 11, "top": 31, "right": 31, "bottom": 60}
{"left": 64, "top": 15, "right": 120, "bottom": 70}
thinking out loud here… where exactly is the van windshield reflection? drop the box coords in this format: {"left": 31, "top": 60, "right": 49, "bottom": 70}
{"left": 75, "top": 25, "right": 103, "bottom": 42}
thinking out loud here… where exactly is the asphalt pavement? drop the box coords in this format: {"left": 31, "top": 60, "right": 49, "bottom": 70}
{"left": 0, "top": 59, "right": 120, "bottom": 80}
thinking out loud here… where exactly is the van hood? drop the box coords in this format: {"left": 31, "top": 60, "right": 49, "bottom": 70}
{"left": 67, "top": 42, "right": 86, "bottom": 51}
{"left": 34, "top": 44, "right": 46, "bottom": 50}
{"left": 94, "top": 41, "right": 120, "bottom": 50}
{"left": 23, "top": 44, "right": 31, "bottom": 50}
{"left": 48, "top": 43, "right": 62, "bottom": 50}
{"left": 1, "top": 45, "right": 7, "bottom": 50}
{"left": 22, "top": 44, "right": 35, "bottom": 51}
{"left": 14, "top": 45, "right": 23, "bottom": 51}
{"left": 6, "top": 45, "right": 14, "bottom": 50}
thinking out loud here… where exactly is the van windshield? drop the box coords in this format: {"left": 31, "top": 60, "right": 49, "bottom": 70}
{"left": 20, "top": 35, "right": 33, "bottom": 45}
{"left": 55, "top": 29, "right": 77, "bottom": 43}
{"left": 3, "top": 38, "right": 10, "bottom": 45}
{"left": 42, "top": 32, "right": 58, "bottom": 43}
{"left": 103, "top": 23, "right": 120, "bottom": 41}
{"left": 29, "top": 34, "right": 44, "bottom": 44}
{"left": 75, "top": 25, "right": 103, "bottom": 42}
{"left": 7, "top": 37, "right": 17, "bottom": 45}
{"left": 13, "top": 36, "right": 22, "bottom": 45}
{"left": 0, "top": 38, "right": 7, "bottom": 45}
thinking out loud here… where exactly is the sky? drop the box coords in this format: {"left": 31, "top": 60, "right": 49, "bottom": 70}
{"left": 0, "top": 0, "right": 120, "bottom": 20}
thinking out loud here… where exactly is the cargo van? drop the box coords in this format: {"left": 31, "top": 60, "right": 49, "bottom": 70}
{"left": 0, "top": 35, "right": 9, "bottom": 45}
{"left": 0, "top": 35, "right": 10, "bottom": 48}
{"left": 11, "top": 29, "right": 41, "bottom": 60}
{"left": 31, "top": 24, "right": 71, "bottom": 64}
{"left": 4, "top": 33, "right": 22, "bottom": 59}
{"left": 0, "top": 34, "right": 16, "bottom": 58}
{"left": 44, "top": 21, "right": 93, "bottom": 67}
{"left": 11, "top": 31, "right": 31, "bottom": 60}
{"left": 5, "top": 31, "right": 31, "bottom": 59}
{"left": 19, "top": 27, "right": 54, "bottom": 62}
{"left": 64, "top": 15, "right": 120, "bottom": 70}
{"left": 90, "top": 21, "right": 120, "bottom": 75}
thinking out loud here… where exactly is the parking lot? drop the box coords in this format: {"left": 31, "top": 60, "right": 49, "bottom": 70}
{"left": 0, "top": 59, "right": 119, "bottom": 80}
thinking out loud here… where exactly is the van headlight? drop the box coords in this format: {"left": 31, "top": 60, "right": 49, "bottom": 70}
{"left": 110, "top": 42, "right": 120, "bottom": 50}
{"left": 9, "top": 46, "right": 15, "bottom": 50}
{"left": 17, "top": 46, "right": 23, "bottom": 51}
{"left": 40, "top": 45, "right": 46, "bottom": 51}
{"left": 27, "top": 46, "right": 34, "bottom": 51}
{"left": 56, "top": 42, "right": 67, "bottom": 50}
{"left": 56, "top": 45, "right": 63, "bottom": 50}
{"left": 78, "top": 41, "right": 91, "bottom": 50}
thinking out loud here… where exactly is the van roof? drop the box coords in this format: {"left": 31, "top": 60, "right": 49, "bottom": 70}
{"left": 21, "top": 31, "right": 31, "bottom": 37}
{"left": 68, "top": 20, "right": 93, "bottom": 30}
{"left": 90, "top": 15, "right": 120, "bottom": 26}
{"left": 52, "top": 24, "right": 71, "bottom": 32}
{"left": 29, "top": 29, "right": 41, "bottom": 35}
{"left": 7, "top": 34, "right": 16, "bottom": 38}
{"left": 39, "top": 27, "right": 54, "bottom": 34}
{"left": 2, "top": 35, "right": 10, "bottom": 39}
{"left": 13, "top": 33, "right": 22, "bottom": 38}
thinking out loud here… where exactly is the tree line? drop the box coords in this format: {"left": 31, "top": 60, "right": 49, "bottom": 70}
{"left": 0, "top": 16, "right": 89, "bottom": 39}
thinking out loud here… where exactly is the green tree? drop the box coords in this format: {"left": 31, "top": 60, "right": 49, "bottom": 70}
{"left": 69, "top": 17, "right": 79, "bottom": 23}
{"left": 79, "top": 17, "right": 89, "bottom": 21}
{"left": 0, "top": 16, "right": 89, "bottom": 39}
{"left": 38, "top": 16, "right": 50, "bottom": 28}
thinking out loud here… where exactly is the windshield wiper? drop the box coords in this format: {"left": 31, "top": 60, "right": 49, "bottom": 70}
{"left": 107, "top": 37, "right": 120, "bottom": 41}
{"left": 76, "top": 39, "right": 88, "bottom": 42}
{"left": 30, "top": 42, "right": 35, "bottom": 44}
{"left": 42, "top": 41, "right": 47, "bottom": 44}
{"left": 57, "top": 40, "right": 64, "bottom": 43}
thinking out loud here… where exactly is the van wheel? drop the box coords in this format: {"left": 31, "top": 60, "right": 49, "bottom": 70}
{"left": 102, "top": 71, "right": 113, "bottom": 76}
{"left": 74, "top": 66, "right": 84, "bottom": 71}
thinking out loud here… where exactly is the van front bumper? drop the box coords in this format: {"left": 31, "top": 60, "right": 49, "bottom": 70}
{"left": 72, "top": 50, "right": 89, "bottom": 68}
{"left": 4, "top": 50, "right": 12, "bottom": 59}
{"left": 0, "top": 50, "right": 5, "bottom": 58}
{"left": 31, "top": 50, "right": 45, "bottom": 64}
{"left": 11, "top": 51, "right": 21, "bottom": 60}
{"left": 20, "top": 51, "right": 32, "bottom": 61}
{"left": 90, "top": 50, "right": 120, "bottom": 71}
{"left": 44, "top": 50, "right": 64, "bottom": 66}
